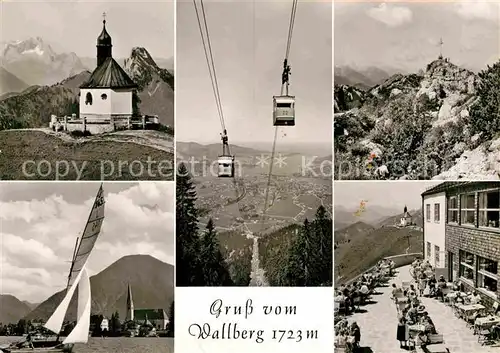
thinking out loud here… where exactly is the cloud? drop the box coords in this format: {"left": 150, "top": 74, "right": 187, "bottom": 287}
{"left": 367, "top": 3, "right": 413, "bottom": 27}
{"left": 0, "top": 182, "right": 174, "bottom": 303}
{"left": 454, "top": 2, "right": 500, "bottom": 21}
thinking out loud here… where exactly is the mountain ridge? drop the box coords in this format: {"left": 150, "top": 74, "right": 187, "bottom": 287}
{"left": 334, "top": 57, "right": 499, "bottom": 180}
{"left": 0, "top": 46, "right": 174, "bottom": 129}
{"left": 23, "top": 255, "right": 174, "bottom": 322}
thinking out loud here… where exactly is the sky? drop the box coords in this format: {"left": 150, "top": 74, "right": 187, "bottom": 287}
{"left": 0, "top": 182, "right": 174, "bottom": 303}
{"left": 1, "top": 0, "right": 174, "bottom": 59}
{"left": 176, "top": 0, "right": 332, "bottom": 145}
{"left": 334, "top": 1, "right": 500, "bottom": 72}
{"left": 334, "top": 181, "right": 440, "bottom": 210}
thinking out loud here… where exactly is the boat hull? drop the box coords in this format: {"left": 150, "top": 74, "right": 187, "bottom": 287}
{"left": 0, "top": 343, "right": 74, "bottom": 353}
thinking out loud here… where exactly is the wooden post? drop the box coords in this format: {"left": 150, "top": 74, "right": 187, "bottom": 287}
{"left": 110, "top": 116, "right": 115, "bottom": 131}
{"left": 83, "top": 117, "right": 87, "bottom": 132}
{"left": 64, "top": 116, "right": 68, "bottom": 131}
{"left": 127, "top": 116, "right": 131, "bottom": 130}
{"left": 142, "top": 115, "right": 146, "bottom": 130}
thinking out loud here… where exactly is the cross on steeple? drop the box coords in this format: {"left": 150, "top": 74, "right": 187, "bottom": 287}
{"left": 439, "top": 37, "right": 444, "bottom": 59}
{"left": 102, "top": 11, "right": 107, "bottom": 24}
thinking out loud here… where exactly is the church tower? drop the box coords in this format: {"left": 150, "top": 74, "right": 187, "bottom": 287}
{"left": 97, "top": 13, "right": 112, "bottom": 67}
{"left": 126, "top": 283, "right": 134, "bottom": 321}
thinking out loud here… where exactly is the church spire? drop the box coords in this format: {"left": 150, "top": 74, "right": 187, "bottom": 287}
{"left": 97, "top": 12, "right": 112, "bottom": 67}
{"left": 126, "top": 283, "right": 134, "bottom": 321}
{"left": 404, "top": 205, "right": 407, "bottom": 214}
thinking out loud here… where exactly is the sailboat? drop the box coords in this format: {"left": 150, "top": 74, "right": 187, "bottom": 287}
{"left": 1, "top": 185, "right": 106, "bottom": 353}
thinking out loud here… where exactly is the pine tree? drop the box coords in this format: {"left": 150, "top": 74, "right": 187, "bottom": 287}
{"left": 283, "top": 221, "right": 309, "bottom": 286}
{"left": 311, "top": 206, "right": 333, "bottom": 286}
{"left": 469, "top": 61, "right": 500, "bottom": 140}
{"left": 176, "top": 163, "right": 202, "bottom": 286}
{"left": 200, "top": 219, "right": 233, "bottom": 286}
{"left": 166, "top": 301, "right": 174, "bottom": 337}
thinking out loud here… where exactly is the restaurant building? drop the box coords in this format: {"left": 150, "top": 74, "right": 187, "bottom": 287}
{"left": 422, "top": 182, "right": 500, "bottom": 309}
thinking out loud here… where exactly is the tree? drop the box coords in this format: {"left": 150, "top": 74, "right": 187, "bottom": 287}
{"left": 166, "top": 301, "right": 174, "bottom": 337}
{"left": 110, "top": 311, "right": 121, "bottom": 336}
{"left": 132, "top": 90, "right": 141, "bottom": 116}
{"left": 468, "top": 61, "right": 500, "bottom": 140}
{"left": 16, "top": 319, "right": 27, "bottom": 335}
{"left": 310, "top": 206, "right": 333, "bottom": 286}
{"left": 176, "top": 163, "right": 203, "bottom": 286}
{"left": 200, "top": 219, "right": 233, "bottom": 286}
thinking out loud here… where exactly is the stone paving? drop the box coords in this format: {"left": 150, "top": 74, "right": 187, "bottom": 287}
{"left": 345, "top": 265, "right": 500, "bottom": 353}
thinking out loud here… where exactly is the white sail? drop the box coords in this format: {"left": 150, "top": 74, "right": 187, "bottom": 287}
{"left": 68, "top": 184, "right": 105, "bottom": 288}
{"left": 44, "top": 184, "right": 105, "bottom": 336}
{"left": 63, "top": 268, "right": 91, "bottom": 345}
{"left": 44, "top": 267, "right": 85, "bottom": 334}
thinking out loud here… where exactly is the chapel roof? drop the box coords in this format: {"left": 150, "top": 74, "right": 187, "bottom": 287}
{"left": 80, "top": 57, "right": 137, "bottom": 89}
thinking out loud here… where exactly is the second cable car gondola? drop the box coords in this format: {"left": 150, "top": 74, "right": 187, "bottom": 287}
{"left": 273, "top": 95, "right": 295, "bottom": 126}
{"left": 217, "top": 129, "right": 235, "bottom": 177}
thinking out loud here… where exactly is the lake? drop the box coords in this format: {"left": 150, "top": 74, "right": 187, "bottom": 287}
{"left": 0, "top": 337, "right": 174, "bottom": 352}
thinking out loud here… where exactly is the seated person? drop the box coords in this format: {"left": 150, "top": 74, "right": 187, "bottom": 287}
{"left": 414, "top": 331, "right": 428, "bottom": 348}
{"left": 469, "top": 291, "right": 482, "bottom": 305}
{"left": 405, "top": 307, "right": 418, "bottom": 324}
{"left": 335, "top": 292, "right": 346, "bottom": 303}
{"left": 359, "top": 283, "right": 370, "bottom": 301}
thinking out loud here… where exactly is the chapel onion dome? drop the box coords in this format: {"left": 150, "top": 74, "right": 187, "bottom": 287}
{"left": 97, "top": 19, "right": 112, "bottom": 46}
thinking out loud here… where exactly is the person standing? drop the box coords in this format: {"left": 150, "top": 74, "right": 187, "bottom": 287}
{"left": 396, "top": 317, "right": 409, "bottom": 349}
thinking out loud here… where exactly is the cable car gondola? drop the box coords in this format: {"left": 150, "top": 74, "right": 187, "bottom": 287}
{"left": 273, "top": 56, "right": 295, "bottom": 126}
{"left": 273, "top": 95, "right": 295, "bottom": 126}
{"left": 217, "top": 155, "right": 235, "bottom": 178}
{"left": 217, "top": 129, "right": 234, "bottom": 177}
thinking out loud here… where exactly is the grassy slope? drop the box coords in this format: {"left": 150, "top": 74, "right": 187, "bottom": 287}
{"left": 335, "top": 227, "right": 423, "bottom": 284}
{"left": 0, "top": 131, "right": 173, "bottom": 180}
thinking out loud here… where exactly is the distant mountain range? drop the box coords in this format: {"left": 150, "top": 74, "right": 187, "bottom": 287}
{"left": 1, "top": 255, "right": 174, "bottom": 324}
{"left": 0, "top": 37, "right": 174, "bottom": 129}
{"left": 177, "top": 141, "right": 331, "bottom": 178}
{"left": 2, "top": 37, "right": 88, "bottom": 87}
{"left": 334, "top": 65, "right": 403, "bottom": 91}
{"left": 334, "top": 204, "right": 403, "bottom": 230}
{"left": 0, "top": 295, "right": 34, "bottom": 324}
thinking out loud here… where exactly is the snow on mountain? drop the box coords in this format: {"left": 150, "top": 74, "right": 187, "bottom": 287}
{"left": 1, "top": 37, "right": 87, "bottom": 86}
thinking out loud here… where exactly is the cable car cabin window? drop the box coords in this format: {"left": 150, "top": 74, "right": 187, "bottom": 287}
{"left": 276, "top": 102, "right": 292, "bottom": 108}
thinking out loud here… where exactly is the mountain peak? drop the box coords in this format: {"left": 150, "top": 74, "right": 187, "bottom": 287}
{"left": 3, "top": 37, "right": 56, "bottom": 61}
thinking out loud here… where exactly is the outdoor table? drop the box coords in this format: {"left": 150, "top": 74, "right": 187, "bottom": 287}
{"left": 425, "top": 343, "right": 448, "bottom": 353}
{"left": 396, "top": 297, "right": 409, "bottom": 303}
{"left": 457, "top": 304, "right": 485, "bottom": 319}
{"left": 474, "top": 315, "right": 500, "bottom": 333}
{"left": 457, "top": 304, "right": 485, "bottom": 312}
{"left": 408, "top": 324, "right": 426, "bottom": 332}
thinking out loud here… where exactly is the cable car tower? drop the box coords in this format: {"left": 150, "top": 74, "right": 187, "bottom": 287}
{"left": 273, "top": 0, "right": 297, "bottom": 126}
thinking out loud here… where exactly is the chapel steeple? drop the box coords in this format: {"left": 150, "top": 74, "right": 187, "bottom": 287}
{"left": 404, "top": 205, "right": 407, "bottom": 214}
{"left": 126, "top": 283, "right": 134, "bottom": 321}
{"left": 97, "top": 12, "right": 112, "bottom": 67}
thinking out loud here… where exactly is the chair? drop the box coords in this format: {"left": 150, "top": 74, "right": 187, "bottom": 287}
{"left": 466, "top": 311, "right": 480, "bottom": 329}
{"left": 424, "top": 334, "right": 448, "bottom": 353}
{"left": 477, "top": 325, "right": 495, "bottom": 346}
{"left": 490, "top": 301, "right": 499, "bottom": 315}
